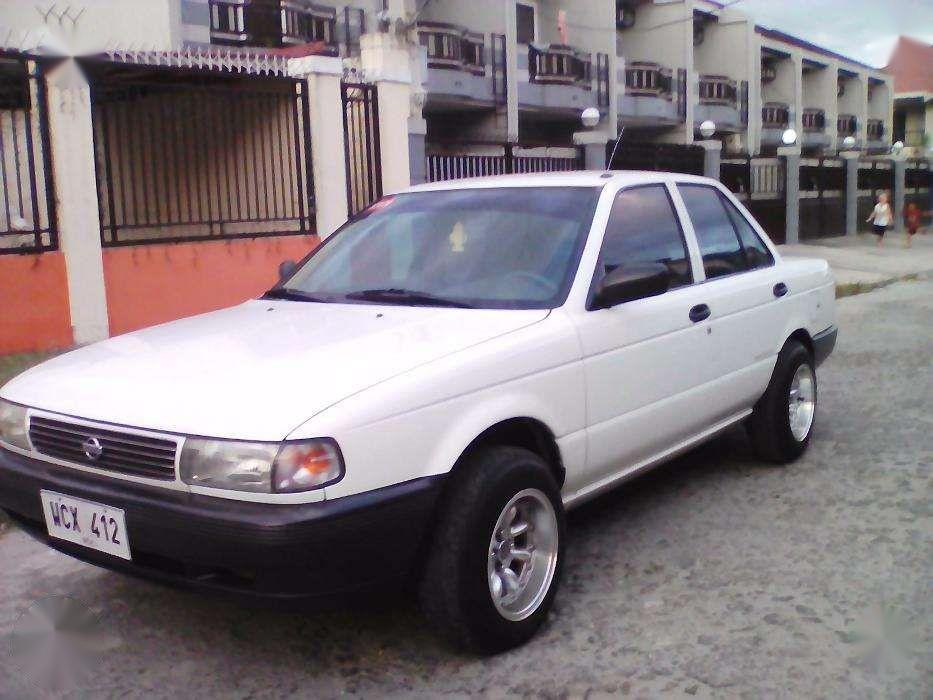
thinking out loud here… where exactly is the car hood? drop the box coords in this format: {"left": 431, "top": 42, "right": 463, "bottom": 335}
{"left": 2, "top": 301, "right": 549, "bottom": 441}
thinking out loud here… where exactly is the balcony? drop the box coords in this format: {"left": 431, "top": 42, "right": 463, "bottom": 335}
{"left": 802, "top": 108, "right": 830, "bottom": 149}
{"left": 209, "top": 0, "right": 338, "bottom": 53}
{"left": 760, "top": 101, "right": 790, "bottom": 147}
{"left": 838, "top": 114, "right": 858, "bottom": 135}
{"left": 518, "top": 44, "right": 605, "bottom": 117}
{"left": 695, "top": 75, "right": 741, "bottom": 131}
{"left": 619, "top": 61, "right": 683, "bottom": 127}
{"left": 418, "top": 22, "right": 502, "bottom": 111}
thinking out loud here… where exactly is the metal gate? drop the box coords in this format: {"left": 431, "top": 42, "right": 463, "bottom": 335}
{"left": 799, "top": 157, "right": 846, "bottom": 239}
{"left": 0, "top": 55, "right": 56, "bottom": 254}
{"left": 89, "top": 64, "right": 315, "bottom": 245}
{"left": 856, "top": 160, "right": 894, "bottom": 233}
{"left": 341, "top": 81, "right": 382, "bottom": 216}
{"left": 721, "top": 157, "right": 786, "bottom": 243}
{"left": 607, "top": 142, "right": 704, "bottom": 176}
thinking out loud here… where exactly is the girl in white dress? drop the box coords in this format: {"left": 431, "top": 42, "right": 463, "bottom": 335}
{"left": 866, "top": 191, "right": 892, "bottom": 247}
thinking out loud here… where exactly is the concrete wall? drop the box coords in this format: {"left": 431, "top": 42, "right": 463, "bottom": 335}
{"left": 1, "top": 0, "right": 178, "bottom": 54}
{"left": 0, "top": 252, "right": 73, "bottom": 353}
{"left": 616, "top": 0, "right": 693, "bottom": 143}
{"left": 102, "top": 235, "right": 318, "bottom": 336}
{"left": 802, "top": 62, "right": 838, "bottom": 151}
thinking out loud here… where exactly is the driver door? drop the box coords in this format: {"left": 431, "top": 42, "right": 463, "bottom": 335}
{"left": 570, "top": 184, "right": 711, "bottom": 493}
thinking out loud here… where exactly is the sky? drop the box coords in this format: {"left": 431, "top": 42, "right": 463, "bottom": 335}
{"left": 733, "top": 0, "right": 933, "bottom": 67}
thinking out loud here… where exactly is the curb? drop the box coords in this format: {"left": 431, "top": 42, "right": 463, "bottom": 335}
{"left": 835, "top": 271, "right": 928, "bottom": 299}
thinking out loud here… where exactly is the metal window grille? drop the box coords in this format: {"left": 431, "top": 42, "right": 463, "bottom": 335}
{"left": 89, "top": 67, "right": 315, "bottom": 246}
{"left": 0, "top": 56, "right": 56, "bottom": 255}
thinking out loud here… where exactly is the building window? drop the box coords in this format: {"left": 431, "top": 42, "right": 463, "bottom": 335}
{"left": 516, "top": 3, "right": 536, "bottom": 45}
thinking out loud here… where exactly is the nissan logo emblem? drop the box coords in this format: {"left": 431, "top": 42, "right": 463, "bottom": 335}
{"left": 82, "top": 437, "right": 103, "bottom": 461}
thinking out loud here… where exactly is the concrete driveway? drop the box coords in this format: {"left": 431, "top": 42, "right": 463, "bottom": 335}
{"left": 1, "top": 281, "right": 930, "bottom": 699}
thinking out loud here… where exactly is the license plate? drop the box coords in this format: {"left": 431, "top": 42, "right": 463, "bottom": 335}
{"left": 40, "top": 490, "right": 131, "bottom": 561}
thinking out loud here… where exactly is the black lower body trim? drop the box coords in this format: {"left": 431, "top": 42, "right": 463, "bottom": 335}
{"left": 0, "top": 448, "right": 444, "bottom": 606}
{"left": 812, "top": 325, "right": 838, "bottom": 367}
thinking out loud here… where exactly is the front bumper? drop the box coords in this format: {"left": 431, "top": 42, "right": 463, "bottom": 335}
{"left": 813, "top": 325, "right": 838, "bottom": 367}
{"left": 0, "top": 448, "right": 444, "bottom": 604}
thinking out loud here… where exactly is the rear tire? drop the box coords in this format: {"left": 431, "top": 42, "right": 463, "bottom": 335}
{"left": 418, "top": 446, "right": 565, "bottom": 654}
{"left": 748, "top": 340, "right": 817, "bottom": 463}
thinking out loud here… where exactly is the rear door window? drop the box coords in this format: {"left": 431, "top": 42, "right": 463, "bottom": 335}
{"left": 718, "top": 194, "right": 775, "bottom": 269}
{"left": 678, "top": 184, "right": 748, "bottom": 279}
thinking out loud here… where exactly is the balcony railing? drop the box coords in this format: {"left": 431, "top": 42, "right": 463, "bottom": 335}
{"left": 625, "top": 61, "right": 673, "bottom": 98}
{"left": 699, "top": 75, "right": 737, "bottom": 107}
{"left": 802, "top": 108, "right": 826, "bottom": 132}
{"left": 418, "top": 22, "right": 485, "bottom": 75}
{"left": 762, "top": 102, "right": 790, "bottom": 128}
{"left": 528, "top": 44, "right": 592, "bottom": 89}
{"left": 209, "top": 0, "right": 338, "bottom": 52}
{"left": 837, "top": 114, "right": 858, "bottom": 136}
{"left": 867, "top": 119, "right": 885, "bottom": 140}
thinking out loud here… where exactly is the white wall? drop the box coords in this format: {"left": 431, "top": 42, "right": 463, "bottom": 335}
{"left": 1, "top": 0, "right": 178, "bottom": 54}
{"left": 617, "top": 0, "right": 693, "bottom": 143}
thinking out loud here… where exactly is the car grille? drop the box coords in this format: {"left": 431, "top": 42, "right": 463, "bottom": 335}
{"left": 28, "top": 416, "right": 177, "bottom": 480}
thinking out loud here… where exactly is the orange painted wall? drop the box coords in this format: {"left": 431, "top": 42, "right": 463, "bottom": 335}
{"left": 103, "top": 235, "right": 319, "bottom": 336}
{"left": 0, "top": 252, "right": 74, "bottom": 355}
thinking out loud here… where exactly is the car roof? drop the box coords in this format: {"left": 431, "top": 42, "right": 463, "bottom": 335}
{"left": 401, "top": 170, "right": 718, "bottom": 194}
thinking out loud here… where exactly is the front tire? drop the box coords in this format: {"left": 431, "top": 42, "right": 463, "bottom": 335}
{"left": 748, "top": 340, "right": 817, "bottom": 463}
{"left": 418, "top": 446, "right": 565, "bottom": 654}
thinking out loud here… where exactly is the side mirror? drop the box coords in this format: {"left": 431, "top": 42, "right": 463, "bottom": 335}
{"left": 278, "top": 260, "right": 298, "bottom": 282}
{"left": 592, "top": 263, "right": 670, "bottom": 309}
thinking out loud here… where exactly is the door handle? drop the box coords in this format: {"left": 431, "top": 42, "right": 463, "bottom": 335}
{"left": 689, "top": 304, "right": 711, "bottom": 323}
{"left": 773, "top": 282, "right": 789, "bottom": 298}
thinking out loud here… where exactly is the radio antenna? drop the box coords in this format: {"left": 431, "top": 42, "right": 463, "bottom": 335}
{"left": 607, "top": 126, "right": 624, "bottom": 170}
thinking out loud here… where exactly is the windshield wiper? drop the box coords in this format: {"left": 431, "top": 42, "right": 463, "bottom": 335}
{"left": 261, "top": 288, "right": 329, "bottom": 303}
{"left": 344, "top": 288, "right": 473, "bottom": 308}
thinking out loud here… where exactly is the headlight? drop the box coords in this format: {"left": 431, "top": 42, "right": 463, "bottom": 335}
{"left": 180, "top": 437, "right": 343, "bottom": 494}
{"left": 0, "top": 399, "right": 30, "bottom": 450}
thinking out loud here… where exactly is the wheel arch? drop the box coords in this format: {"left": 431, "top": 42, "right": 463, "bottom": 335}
{"left": 452, "top": 417, "right": 565, "bottom": 488}
{"left": 786, "top": 328, "right": 815, "bottom": 359}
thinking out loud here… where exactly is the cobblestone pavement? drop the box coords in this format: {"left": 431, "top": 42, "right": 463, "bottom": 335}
{"left": 1, "top": 281, "right": 930, "bottom": 699}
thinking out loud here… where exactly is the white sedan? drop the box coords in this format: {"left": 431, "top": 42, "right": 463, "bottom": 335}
{"left": 0, "top": 172, "right": 836, "bottom": 653}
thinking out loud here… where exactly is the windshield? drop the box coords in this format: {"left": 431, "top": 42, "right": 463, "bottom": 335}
{"left": 277, "top": 187, "right": 601, "bottom": 309}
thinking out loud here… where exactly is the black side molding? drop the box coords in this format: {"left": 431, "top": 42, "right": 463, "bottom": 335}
{"left": 812, "top": 326, "right": 838, "bottom": 367}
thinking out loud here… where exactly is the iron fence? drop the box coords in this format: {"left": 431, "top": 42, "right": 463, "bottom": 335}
{"left": 426, "top": 143, "right": 583, "bottom": 182}
{"left": 342, "top": 81, "right": 382, "bottom": 216}
{"left": 0, "top": 56, "right": 56, "bottom": 254}
{"left": 89, "top": 65, "right": 314, "bottom": 246}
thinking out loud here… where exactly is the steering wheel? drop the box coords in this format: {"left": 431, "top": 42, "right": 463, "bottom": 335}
{"left": 503, "top": 271, "right": 558, "bottom": 296}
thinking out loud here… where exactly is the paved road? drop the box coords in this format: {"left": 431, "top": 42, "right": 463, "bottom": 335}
{"left": 1, "top": 281, "right": 930, "bottom": 699}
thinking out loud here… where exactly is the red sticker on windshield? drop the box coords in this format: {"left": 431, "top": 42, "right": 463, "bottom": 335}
{"left": 365, "top": 196, "right": 396, "bottom": 213}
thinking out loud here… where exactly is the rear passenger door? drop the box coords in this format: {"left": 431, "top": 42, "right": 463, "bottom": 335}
{"left": 573, "top": 184, "right": 711, "bottom": 490}
{"left": 674, "top": 184, "right": 784, "bottom": 420}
